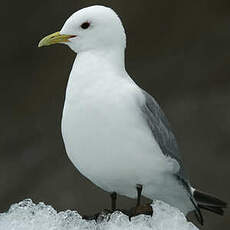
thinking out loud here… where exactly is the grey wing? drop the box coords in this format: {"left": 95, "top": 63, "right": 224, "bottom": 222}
{"left": 141, "top": 89, "right": 203, "bottom": 224}
{"left": 140, "top": 89, "right": 188, "bottom": 181}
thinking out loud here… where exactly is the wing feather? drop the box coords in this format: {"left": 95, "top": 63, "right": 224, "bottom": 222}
{"left": 140, "top": 89, "right": 203, "bottom": 224}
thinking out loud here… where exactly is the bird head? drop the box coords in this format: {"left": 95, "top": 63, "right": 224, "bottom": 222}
{"left": 38, "top": 5, "right": 126, "bottom": 53}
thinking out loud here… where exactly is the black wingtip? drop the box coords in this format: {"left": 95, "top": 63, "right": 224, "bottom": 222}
{"left": 194, "top": 190, "right": 227, "bottom": 208}
{"left": 192, "top": 189, "right": 228, "bottom": 225}
{"left": 190, "top": 197, "right": 204, "bottom": 225}
{"left": 198, "top": 204, "right": 225, "bottom": 216}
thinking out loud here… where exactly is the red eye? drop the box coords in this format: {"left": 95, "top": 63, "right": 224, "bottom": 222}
{"left": 81, "top": 22, "right": 90, "bottom": 29}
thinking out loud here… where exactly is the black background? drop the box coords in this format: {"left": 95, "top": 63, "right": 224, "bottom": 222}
{"left": 1, "top": 0, "right": 229, "bottom": 229}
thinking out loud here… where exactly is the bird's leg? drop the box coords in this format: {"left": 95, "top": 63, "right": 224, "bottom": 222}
{"left": 127, "top": 184, "right": 152, "bottom": 219}
{"left": 84, "top": 192, "right": 117, "bottom": 220}
{"left": 136, "top": 184, "right": 143, "bottom": 207}
{"left": 127, "top": 184, "right": 143, "bottom": 220}
{"left": 110, "top": 192, "right": 117, "bottom": 212}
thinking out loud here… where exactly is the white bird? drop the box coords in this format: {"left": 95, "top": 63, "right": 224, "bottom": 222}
{"left": 38, "top": 5, "right": 227, "bottom": 225}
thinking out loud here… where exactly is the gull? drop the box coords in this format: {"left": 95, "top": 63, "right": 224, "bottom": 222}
{"left": 38, "top": 5, "right": 227, "bottom": 224}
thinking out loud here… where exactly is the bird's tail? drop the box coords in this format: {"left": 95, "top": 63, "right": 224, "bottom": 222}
{"left": 194, "top": 190, "right": 227, "bottom": 216}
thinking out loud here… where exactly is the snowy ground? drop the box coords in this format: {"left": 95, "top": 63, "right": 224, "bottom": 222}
{"left": 0, "top": 199, "right": 198, "bottom": 230}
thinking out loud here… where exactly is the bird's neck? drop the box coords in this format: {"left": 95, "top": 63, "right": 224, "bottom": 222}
{"left": 65, "top": 47, "right": 126, "bottom": 98}
{"left": 72, "top": 47, "right": 125, "bottom": 77}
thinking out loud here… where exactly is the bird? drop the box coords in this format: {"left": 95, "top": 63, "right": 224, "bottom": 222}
{"left": 38, "top": 5, "right": 227, "bottom": 225}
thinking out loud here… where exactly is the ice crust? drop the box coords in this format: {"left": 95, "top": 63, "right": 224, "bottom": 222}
{"left": 0, "top": 199, "right": 198, "bottom": 230}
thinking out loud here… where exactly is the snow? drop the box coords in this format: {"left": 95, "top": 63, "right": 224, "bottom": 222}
{"left": 0, "top": 199, "right": 198, "bottom": 230}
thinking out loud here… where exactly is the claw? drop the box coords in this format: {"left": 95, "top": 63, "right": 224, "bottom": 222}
{"left": 129, "top": 204, "right": 153, "bottom": 220}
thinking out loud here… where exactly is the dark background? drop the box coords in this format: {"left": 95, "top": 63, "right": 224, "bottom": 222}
{"left": 1, "top": 0, "right": 229, "bottom": 229}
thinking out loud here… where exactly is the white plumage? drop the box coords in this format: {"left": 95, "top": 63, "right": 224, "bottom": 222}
{"left": 60, "top": 6, "right": 194, "bottom": 214}
{"left": 38, "top": 5, "right": 228, "bottom": 225}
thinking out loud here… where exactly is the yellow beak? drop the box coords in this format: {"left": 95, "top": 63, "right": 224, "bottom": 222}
{"left": 38, "top": 31, "right": 76, "bottom": 47}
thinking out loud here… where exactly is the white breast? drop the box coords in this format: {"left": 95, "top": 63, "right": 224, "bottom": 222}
{"left": 62, "top": 69, "right": 180, "bottom": 195}
{"left": 60, "top": 49, "right": 193, "bottom": 214}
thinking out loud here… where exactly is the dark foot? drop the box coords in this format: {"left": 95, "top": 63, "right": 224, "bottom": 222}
{"left": 82, "top": 203, "right": 153, "bottom": 221}
{"left": 82, "top": 209, "right": 112, "bottom": 221}
{"left": 129, "top": 203, "right": 153, "bottom": 219}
